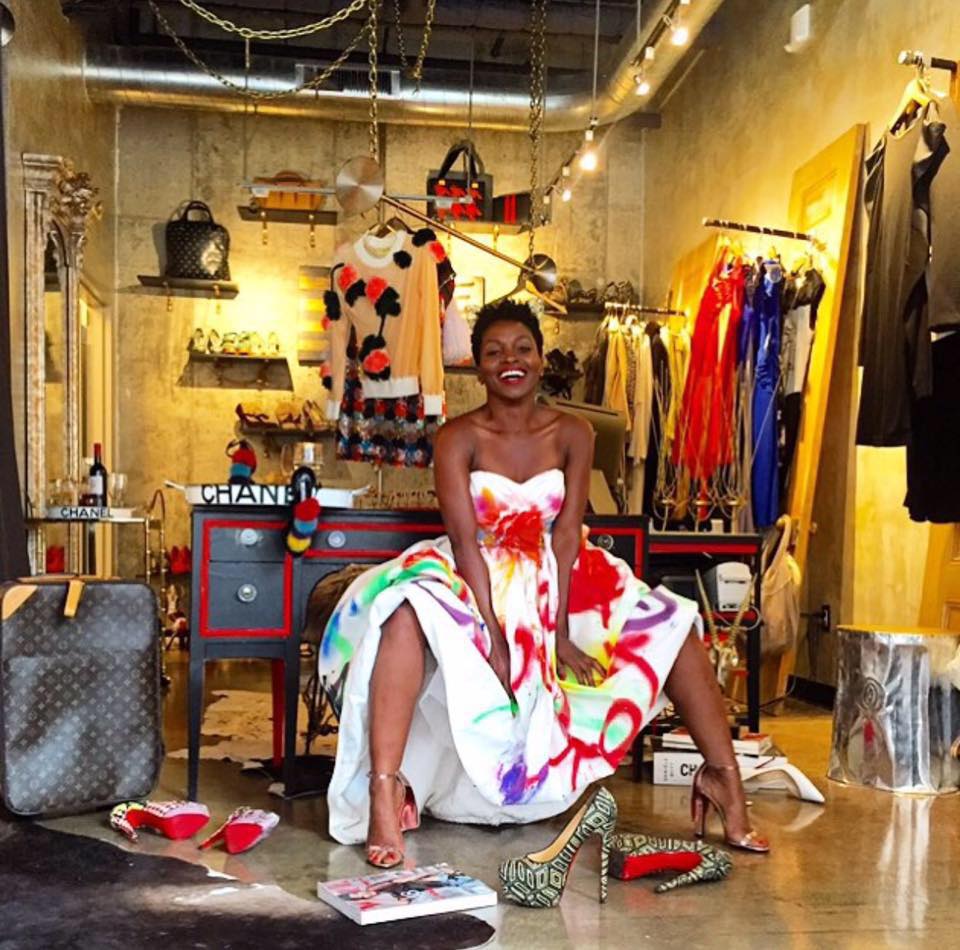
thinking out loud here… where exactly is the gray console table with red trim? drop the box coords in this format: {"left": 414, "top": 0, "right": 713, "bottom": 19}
{"left": 188, "top": 504, "right": 762, "bottom": 799}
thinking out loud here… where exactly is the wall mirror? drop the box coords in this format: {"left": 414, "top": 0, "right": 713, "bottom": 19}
{"left": 22, "top": 153, "right": 101, "bottom": 571}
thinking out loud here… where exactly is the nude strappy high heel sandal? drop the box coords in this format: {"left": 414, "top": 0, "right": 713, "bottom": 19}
{"left": 366, "top": 771, "right": 420, "bottom": 869}
{"left": 691, "top": 763, "right": 770, "bottom": 853}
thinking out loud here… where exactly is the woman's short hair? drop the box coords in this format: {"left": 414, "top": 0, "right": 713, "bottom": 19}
{"left": 470, "top": 299, "right": 544, "bottom": 364}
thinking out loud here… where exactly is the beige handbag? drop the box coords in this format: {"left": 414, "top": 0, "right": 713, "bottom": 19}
{"left": 760, "top": 516, "right": 802, "bottom": 657}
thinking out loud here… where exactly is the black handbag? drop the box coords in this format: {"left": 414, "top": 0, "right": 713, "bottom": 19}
{"left": 165, "top": 200, "right": 231, "bottom": 281}
{"left": 426, "top": 140, "right": 494, "bottom": 222}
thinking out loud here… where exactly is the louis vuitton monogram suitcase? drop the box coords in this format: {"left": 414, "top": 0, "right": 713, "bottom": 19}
{"left": 0, "top": 578, "right": 163, "bottom": 816}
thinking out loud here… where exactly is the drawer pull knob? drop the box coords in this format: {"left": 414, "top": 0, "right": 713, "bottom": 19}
{"left": 237, "top": 583, "right": 258, "bottom": 603}
{"left": 595, "top": 534, "right": 614, "bottom": 551}
{"left": 239, "top": 528, "right": 261, "bottom": 547}
{"left": 327, "top": 530, "right": 347, "bottom": 549}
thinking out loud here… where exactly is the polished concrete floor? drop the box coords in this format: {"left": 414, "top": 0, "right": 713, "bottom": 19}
{"left": 44, "top": 654, "right": 960, "bottom": 949}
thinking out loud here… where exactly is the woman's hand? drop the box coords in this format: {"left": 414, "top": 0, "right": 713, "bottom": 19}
{"left": 487, "top": 634, "right": 514, "bottom": 700}
{"left": 556, "top": 635, "right": 606, "bottom": 687}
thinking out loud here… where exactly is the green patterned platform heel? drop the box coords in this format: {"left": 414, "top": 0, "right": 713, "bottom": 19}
{"left": 498, "top": 787, "right": 618, "bottom": 908}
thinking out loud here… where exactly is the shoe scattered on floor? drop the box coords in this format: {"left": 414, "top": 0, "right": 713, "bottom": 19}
{"left": 110, "top": 800, "right": 211, "bottom": 842}
{"left": 608, "top": 831, "right": 732, "bottom": 893}
{"left": 498, "top": 786, "right": 617, "bottom": 908}
{"left": 199, "top": 807, "right": 280, "bottom": 855}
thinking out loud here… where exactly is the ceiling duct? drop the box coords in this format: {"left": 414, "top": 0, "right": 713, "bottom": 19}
{"left": 82, "top": 0, "right": 724, "bottom": 132}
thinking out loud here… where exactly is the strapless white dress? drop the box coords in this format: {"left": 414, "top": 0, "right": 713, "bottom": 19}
{"left": 318, "top": 468, "right": 700, "bottom": 844}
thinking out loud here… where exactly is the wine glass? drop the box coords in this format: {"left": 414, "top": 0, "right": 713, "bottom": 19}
{"left": 108, "top": 472, "right": 127, "bottom": 508}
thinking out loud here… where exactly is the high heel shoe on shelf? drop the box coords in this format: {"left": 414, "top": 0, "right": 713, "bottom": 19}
{"left": 498, "top": 786, "right": 617, "bottom": 908}
{"left": 199, "top": 807, "right": 280, "bottom": 855}
{"left": 691, "top": 763, "right": 770, "bottom": 854}
{"left": 110, "top": 800, "right": 211, "bottom": 842}
{"left": 608, "top": 832, "right": 732, "bottom": 893}
{"left": 366, "top": 771, "right": 421, "bottom": 870}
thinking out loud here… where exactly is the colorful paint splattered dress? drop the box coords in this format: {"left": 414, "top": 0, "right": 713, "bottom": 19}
{"left": 319, "top": 468, "right": 700, "bottom": 845}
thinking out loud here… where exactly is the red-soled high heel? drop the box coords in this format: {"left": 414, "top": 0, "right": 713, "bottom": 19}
{"left": 110, "top": 801, "right": 211, "bottom": 842}
{"left": 691, "top": 763, "right": 770, "bottom": 853}
{"left": 366, "top": 771, "right": 420, "bottom": 869}
{"left": 198, "top": 807, "right": 280, "bottom": 855}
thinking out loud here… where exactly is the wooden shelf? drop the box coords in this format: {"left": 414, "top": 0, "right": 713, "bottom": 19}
{"left": 189, "top": 351, "right": 285, "bottom": 366}
{"left": 237, "top": 205, "right": 338, "bottom": 227}
{"left": 183, "top": 350, "right": 292, "bottom": 390}
{"left": 238, "top": 425, "right": 335, "bottom": 440}
{"left": 444, "top": 364, "right": 475, "bottom": 375}
{"left": 137, "top": 275, "right": 239, "bottom": 299}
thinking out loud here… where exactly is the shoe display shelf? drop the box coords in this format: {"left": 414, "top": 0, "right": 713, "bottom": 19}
{"left": 187, "top": 350, "right": 291, "bottom": 389}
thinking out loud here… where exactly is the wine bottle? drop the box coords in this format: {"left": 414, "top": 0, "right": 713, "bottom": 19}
{"left": 88, "top": 442, "right": 108, "bottom": 507}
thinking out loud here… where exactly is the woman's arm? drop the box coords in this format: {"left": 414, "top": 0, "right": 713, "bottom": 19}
{"left": 433, "top": 420, "right": 513, "bottom": 697}
{"left": 552, "top": 413, "right": 606, "bottom": 686}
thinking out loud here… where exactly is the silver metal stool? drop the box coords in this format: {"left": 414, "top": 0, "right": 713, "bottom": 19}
{"left": 828, "top": 625, "right": 960, "bottom": 794}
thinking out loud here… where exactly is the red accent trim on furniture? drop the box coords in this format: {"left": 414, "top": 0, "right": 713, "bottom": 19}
{"left": 647, "top": 541, "right": 759, "bottom": 555}
{"left": 316, "top": 520, "right": 442, "bottom": 534}
{"left": 199, "top": 519, "right": 292, "bottom": 639}
{"left": 305, "top": 548, "right": 408, "bottom": 561}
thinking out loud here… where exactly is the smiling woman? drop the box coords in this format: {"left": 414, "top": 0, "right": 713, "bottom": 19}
{"left": 318, "top": 300, "right": 769, "bottom": 873}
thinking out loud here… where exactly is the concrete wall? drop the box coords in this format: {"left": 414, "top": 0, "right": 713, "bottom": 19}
{"left": 641, "top": 0, "right": 960, "bottom": 666}
{"left": 4, "top": 0, "right": 117, "bottom": 485}
{"left": 113, "top": 109, "right": 643, "bottom": 556}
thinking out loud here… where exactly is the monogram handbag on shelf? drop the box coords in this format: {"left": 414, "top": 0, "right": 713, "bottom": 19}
{"left": 0, "top": 577, "right": 163, "bottom": 816}
{"left": 426, "top": 140, "right": 494, "bottom": 222}
{"left": 165, "top": 200, "right": 232, "bottom": 281}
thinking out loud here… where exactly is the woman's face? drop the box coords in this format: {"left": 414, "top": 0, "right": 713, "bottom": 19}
{"left": 477, "top": 320, "right": 543, "bottom": 401}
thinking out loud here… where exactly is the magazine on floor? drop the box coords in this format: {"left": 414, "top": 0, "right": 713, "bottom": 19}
{"left": 316, "top": 862, "right": 497, "bottom": 925}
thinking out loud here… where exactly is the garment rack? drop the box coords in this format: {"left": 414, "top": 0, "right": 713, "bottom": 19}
{"left": 702, "top": 217, "right": 825, "bottom": 251}
{"left": 897, "top": 49, "right": 958, "bottom": 74}
{"left": 603, "top": 301, "right": 686, "bottom": 318}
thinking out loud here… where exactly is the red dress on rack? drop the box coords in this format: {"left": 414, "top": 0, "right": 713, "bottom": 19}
{"left": 672, "top": 253, "right": 746, "bottom": 489}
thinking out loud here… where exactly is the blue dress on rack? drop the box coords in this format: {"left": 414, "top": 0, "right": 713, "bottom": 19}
{"left": 751, "top": 262, "right": 782, "bottom": 529}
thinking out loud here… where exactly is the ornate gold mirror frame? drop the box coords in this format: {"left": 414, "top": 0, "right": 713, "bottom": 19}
{"left": 22, "top": 153, "right": 100, "bottom": 571}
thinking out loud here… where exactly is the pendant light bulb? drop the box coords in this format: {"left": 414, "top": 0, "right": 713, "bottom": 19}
{"left": 579, "top": 148, "right": 598, "bottom": 172}
{"left": 561, "top": 187, "right": 573, "bottom": 202}
{"left": 635, "top": 71, "right": 651, "bottom": 96}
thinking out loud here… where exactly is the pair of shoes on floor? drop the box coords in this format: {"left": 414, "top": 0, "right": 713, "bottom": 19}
{"left": 110, "top": 801, "right": 279, "bottom": 855}
{"left": 498, "top": 776, "right": 768, "bottom": 908}
{"left": 365, "top": 771, "right": 420, "bottom": 870}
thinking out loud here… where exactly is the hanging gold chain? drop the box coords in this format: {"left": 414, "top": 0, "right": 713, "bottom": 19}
{"left": 148, "top": 0, "right": 365, "bottom": 101}
{"left": 393, "top": 0, "right": 437, "bottom": 92}
{"left": 367, "top": 0, "right": 381, "bottom": 158}
{"left": 528, "top": 0, "right": 548, "bottom": 262}
{"left": 412, "top": 0, "right": 437, "bottom": 91}
{"left": 175, "top": 0, "right": 368, "bottom": 41}
{"left": 394, "top": 0, "right": 409, "bottom": 70}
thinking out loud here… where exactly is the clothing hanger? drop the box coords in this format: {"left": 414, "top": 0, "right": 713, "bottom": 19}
{"left": 889, "top": 66, "right": 933, "bottom": 133}
{"left": 365, "top": 201, "right": 397, "bottom": 239}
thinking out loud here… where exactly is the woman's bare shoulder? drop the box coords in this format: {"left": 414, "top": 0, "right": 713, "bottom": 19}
{"left": 434, "top": 410, "right": 483, "bottom": 453}
{"left": 555, "top": 409, "right": 594, "bottom": 443}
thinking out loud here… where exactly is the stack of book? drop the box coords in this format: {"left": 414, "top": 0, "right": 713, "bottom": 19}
{"left": 651, "top": 727, "right": 786, "bottom": 785}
